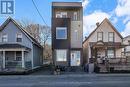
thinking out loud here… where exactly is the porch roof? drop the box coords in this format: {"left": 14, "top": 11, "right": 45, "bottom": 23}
{"left": 89, "top": 42, "right": 127, "bottom": 48}
{"left": 0, "top": 44, "right": 31, "bottom": 50}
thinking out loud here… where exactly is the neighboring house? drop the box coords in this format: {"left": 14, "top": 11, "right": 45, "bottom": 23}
{"left": 51, "top": 2, "right": 83, "bottom": 69}
{"left": 123, "top": 35, "right": 130, "bottom": 62}
{"left": 0, "top": 17, "right": 43, "bottom": 72}
{"left": 83, "top": 18, "right": 130, "bottom": 72}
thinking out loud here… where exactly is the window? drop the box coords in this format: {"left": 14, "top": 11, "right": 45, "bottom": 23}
{"left": 73, "top": 12, "right": 78, "bottom": 21}
{"left": 107, "top": 49, "right": 114, "bottom": 58}
{"left": 56, "top": 12, "right": 67, "bottom": 18}
{"left": 16, "top": 51, "right": 22, "bottom": 61}
{"left": 16, "top": 33, "right": 22, "bottom": 42}
{"left": 2, "top": 33, "right": 8, "bottom": 42}
{"left": 56, "top": 12, "right": 62, "bottom": 18}
{"left": 56, "top": 27, "right": 67, "bottom": 39}
{"left": 56, "top": 50, "right": 67, "bottom": 61}
{"left": 108, "top": 32, "right": 114, "bottom": 42}
{"left": 97, "top": 32, "right": 103, "bottom": 41}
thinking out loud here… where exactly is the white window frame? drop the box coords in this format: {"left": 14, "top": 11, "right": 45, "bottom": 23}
{"left": 73, "top": 12, "right": 78, "bottom": 21}
{"left": 108, "top": 32, "right": 114, "bottom": 42}
{"left": 107, "top": 49, "right": 115, "bottom": 58}
{"left": 56, "top": 49, "right": 67, "bottom": 62}
{"left": 2, "top": 33, "right": 8, "bottom": 42}
{"left": 56, "top": 27, "right": 67, "bottom": 39}
{"left": 97, "top": 32, "right": 103, "bottom": 41}
{"left": 61, "top": 12, "right": 67, "bottom": 18}
{"left": 56, "top": 12, "right": 62, "bottom": 18}
{"left": 56, "top": 12, "right": 67, "bottom": 18}
{"left": 16, "top": 33, "right": 22, "bottom": 42}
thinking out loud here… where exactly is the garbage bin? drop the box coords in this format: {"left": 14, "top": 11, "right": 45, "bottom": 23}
{"left": 88, "top": 63, "right": 94, "bottom": 73}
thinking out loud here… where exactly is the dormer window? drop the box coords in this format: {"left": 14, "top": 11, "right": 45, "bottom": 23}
{"left": 2, "top": 33, "right": 8, "bottom": 42}
{"left": 16, "top": 33, "right": 22, "bottom": 42}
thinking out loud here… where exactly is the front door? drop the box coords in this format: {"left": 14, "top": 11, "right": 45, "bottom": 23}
{"left": 71, "top": 51, "right": 80, "bottom": 66}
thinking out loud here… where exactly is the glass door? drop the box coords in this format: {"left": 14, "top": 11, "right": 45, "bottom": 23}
{"left": 71, "top": 51, "right": 80, "bottom": 66}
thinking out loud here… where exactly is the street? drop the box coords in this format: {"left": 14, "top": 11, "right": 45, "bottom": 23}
{"left": 0, "top": 74, "right": 130, "bottom": 87}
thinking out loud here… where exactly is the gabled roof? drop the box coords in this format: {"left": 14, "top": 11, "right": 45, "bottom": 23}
{"left": 0, "top": 17, "right": 43, "bottom": 48}
{"left": 83, "top": 18, "right": 123, "bottom": 44}
{"left": 124, "top": 35, "right": 130, "bottom": 39}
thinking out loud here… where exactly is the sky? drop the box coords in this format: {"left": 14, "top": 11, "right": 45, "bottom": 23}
{"left": 0, "top": 0, "right": 130, "bottom": 39}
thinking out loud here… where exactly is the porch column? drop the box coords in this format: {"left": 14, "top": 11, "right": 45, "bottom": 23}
{"left": 88, "top": 45, "right": 91, "bottom": 63}
{"left": 22, "top": 50, "right": 25, "bottom": 68}
{"left": 3, "top": 51, "right": 5, "bottom": 69}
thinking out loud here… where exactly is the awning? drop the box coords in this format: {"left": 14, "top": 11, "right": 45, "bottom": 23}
{"left": 89, "top": 41, "right": 127, "bottom": 48}
{"left": 0, "top": 44, "right": 31, "bottom": 51}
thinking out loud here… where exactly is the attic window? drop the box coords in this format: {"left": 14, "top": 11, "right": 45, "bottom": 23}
{"left": 16, "top": 33, "right": 22, "bottom": 42}
{"left": 108, "top": 32, "right": 114, "bottom": 42}
{"left": 97, "top": 32, "right": 103, "bottom": 41}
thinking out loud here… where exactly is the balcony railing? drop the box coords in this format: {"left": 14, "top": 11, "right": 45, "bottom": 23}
{"left": 5, "top": 61, "right": 22, "bottom": 68}
{"left": 96, "top": 57, "right": 130, "bottom": 65}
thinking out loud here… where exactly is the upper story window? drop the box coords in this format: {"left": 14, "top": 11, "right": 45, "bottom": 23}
{"left": 56, "top": 12, "right": 67, "bottom": 18}
{"left": 2, "top": 33, "right": 8, "bottom": 42}
{"left": 97, "top": 32, "right": 103, "bottom": 41}
{"left": 56, "top": 27, "right": 67, "bottom": 39}
{"left": 73, "top": 12, "right": 78, "bottom": 21}
{"left": 108, "top": 32, "right": 114, "bottom": 42}
{"left": 16, "top": 33, "right": 22, "bottom": 42}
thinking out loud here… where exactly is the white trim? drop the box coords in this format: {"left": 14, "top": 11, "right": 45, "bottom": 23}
{"left": 3, "top": 51, "right": 5, "bottom": 69}
{"left": 0, "top": 48, "right": 25, "bottom": 51}
{"left": 88, "top": 45, "right": 91, "bottom": 63}
{"left": 73, "top": 12, "right": 78, "bottom": 21}
{"left": 14, "top": 51, "right": 16, "bottom": 60}
{"left": 56, "top": 11, "right": 67, "bottom": 18}
{"left": 56, "top": 27, "right": 67, "bottom": 39}
{"left": 22, "top": 50, "right": 25, "bottom": 68}
{"left": 31, "top": 44, "right": 34, "bottom": 69}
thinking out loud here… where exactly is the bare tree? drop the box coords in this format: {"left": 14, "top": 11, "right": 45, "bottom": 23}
{"left": 17, "top": 19, "right": 51, "bottom": 61}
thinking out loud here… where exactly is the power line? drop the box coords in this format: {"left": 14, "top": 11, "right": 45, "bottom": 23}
{"left": 31, "top": 0, "right": 48, "bottom": 26}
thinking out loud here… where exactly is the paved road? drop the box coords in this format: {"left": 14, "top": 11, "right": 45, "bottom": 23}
{"left": 0, "top": 74, "right": 130, "bottom": 87}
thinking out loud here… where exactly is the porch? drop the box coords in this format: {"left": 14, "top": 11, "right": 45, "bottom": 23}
{"left": 89, "top": 41, "right": 130, "bottom": 72}
{"left": 0, "top": 44, "right": 32, "bottom": 72}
